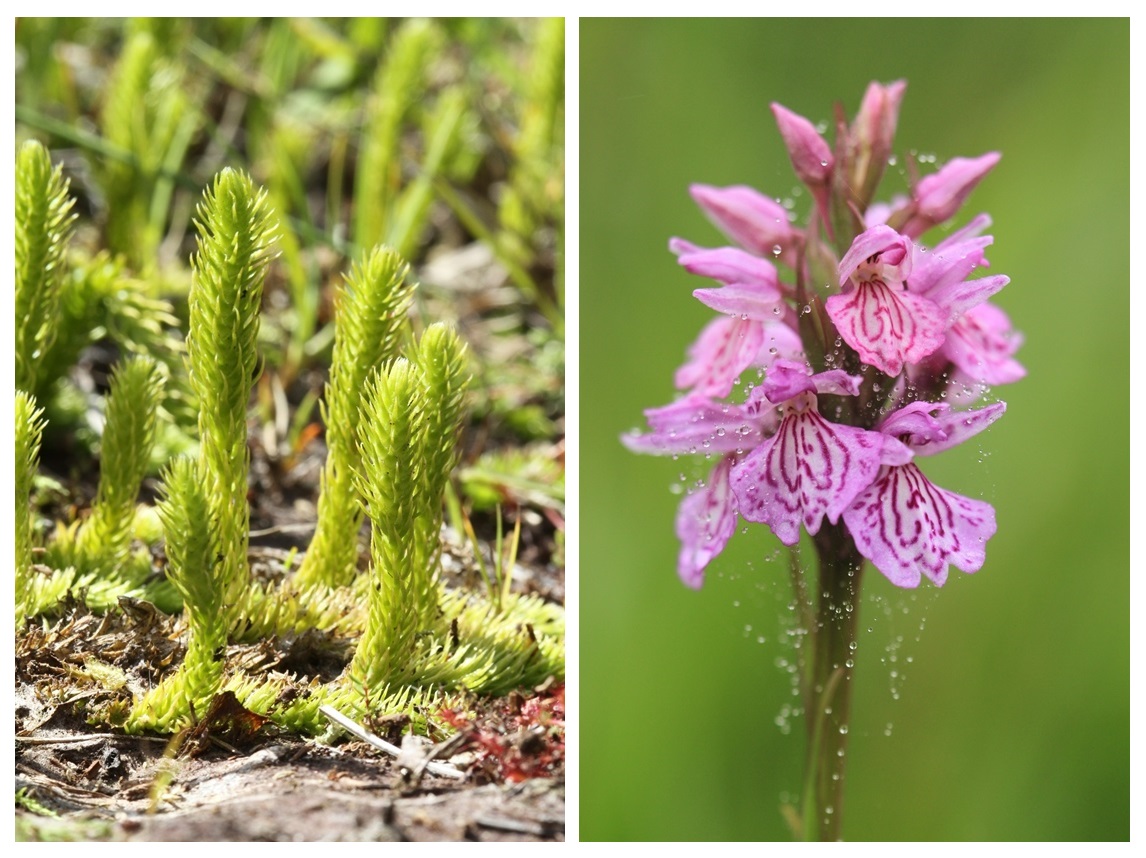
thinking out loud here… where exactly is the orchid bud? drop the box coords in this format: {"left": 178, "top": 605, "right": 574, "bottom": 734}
{"left": 688, "top": 183, "right": 797, "bottom": 263}
{"left": 901, "top": 152, "right": 1001, "bottom": 237}
{"left": 770, "top": 102, "right": 834, "bottom": 187}
{"left": 849, "top": 79, "right": 907, "bottom": 207}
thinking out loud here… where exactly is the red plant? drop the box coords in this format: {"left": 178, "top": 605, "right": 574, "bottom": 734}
{"left": 440, "top": 683, "right": 564, "bottom": 783}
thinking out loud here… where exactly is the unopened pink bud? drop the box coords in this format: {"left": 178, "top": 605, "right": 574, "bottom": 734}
{"left": 770, "top": 102, "right": 834, "bottom": 187}
{"left": 853, "top": 80, "right": 907, "bottom": 154}
{"left": 912, "top": 152, "right": 1001, "bottom": 226}
{"left": 688, "top": 184, "right": 796, "bottom": 259}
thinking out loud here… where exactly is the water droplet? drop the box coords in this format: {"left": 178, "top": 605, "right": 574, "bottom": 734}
{"left": 771, "top": 244, "right": 783, "bottom": 257}
{"left": 839, "top": 725, "right": 849, "bottom": 735}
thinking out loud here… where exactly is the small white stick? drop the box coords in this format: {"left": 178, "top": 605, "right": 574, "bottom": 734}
{"left": 318, "top": 704, "right": 466, "bottom": 781}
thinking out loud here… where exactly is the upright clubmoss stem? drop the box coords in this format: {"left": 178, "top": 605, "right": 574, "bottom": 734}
{"left": 800, "top": 521, "right": 864, "bottom": 841}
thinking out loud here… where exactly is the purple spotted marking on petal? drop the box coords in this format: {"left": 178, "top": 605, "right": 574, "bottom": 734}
{"left": 825, "top": 280, "right": 946, "bottom": 377}
{"left": 730, "top": 409, "right": 883, "bottom": 546}
{"left": 675, "top": 316, "right": 766, "bottom": 398}
{"left": 843, "top": 463, "right": 996, "bottom": 588}
{"left": 942, "top": 303, "right": 1026, "bottom": 385}
{"left": 675, "top": 456, "right": 738, "bottom": 589}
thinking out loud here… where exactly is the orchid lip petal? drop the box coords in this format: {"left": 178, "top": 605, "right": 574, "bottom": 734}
{"left": 844, "top": 463, "right": 997, "bottom": 588}
{"left": 731, "top": 408, "right": 883, "bottom": 545}
{"left": 825, "top": 281, "right": 946, "bottom": 377}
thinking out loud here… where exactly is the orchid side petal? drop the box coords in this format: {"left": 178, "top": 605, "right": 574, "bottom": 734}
{"left": 942, "top": 303, "right": 1026, "bottom": 386}
{"left": 622, "top": 396, "right": 772, "bottom": 456}
{"left": 678, "top": 246, "right": 781, "bottom": 293}
{"left": 913, "top": 153, "right": 1001, "bottom": 224}
{"left": 674, "top": 316, "right": 766, "bottom": 398}
{"left": 878, "top": 401, "right": 950, "bottom": 444}
{"left": 675, "top": 457, "right": 739, "bottom": 589}
{"left": 911, "top": 401, "right": 1007, "bottom": 456}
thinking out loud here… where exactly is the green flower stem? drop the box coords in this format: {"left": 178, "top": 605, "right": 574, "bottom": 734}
{"left": 799, "top": 521, "right": 864, "bottom": 842}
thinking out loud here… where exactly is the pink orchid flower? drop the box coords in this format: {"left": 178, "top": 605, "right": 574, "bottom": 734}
{"left": 843, "top": 401, "right": 1005, "bottom": 587}
{"left": 729, "top": 360, "right": 884, "bottom": 546}
{"left": 622, "top": 392, "right": 780, "bottom": 587}
{"left": 941, "top": 302, "right": 1026, "bottom": 386}
{"left": 669, "top": 238, "right": 803, "bottom": 397}
{"left": 626, "top": 81, "right": 1021, "bottom": 597}
{"left": 826, "top": 225, "right": 947, "bottom": 377}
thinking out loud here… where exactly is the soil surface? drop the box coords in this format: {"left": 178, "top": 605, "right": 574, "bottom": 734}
{"left": 17, "top": 730, "right": 563, "bottom": 841}
{"left": 16, "top": 590, "right": 565, "bottom": 842}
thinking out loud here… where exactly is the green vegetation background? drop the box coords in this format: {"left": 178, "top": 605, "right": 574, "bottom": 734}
{"left": 580, "top": 18, "right": 1128, "bottom": 841}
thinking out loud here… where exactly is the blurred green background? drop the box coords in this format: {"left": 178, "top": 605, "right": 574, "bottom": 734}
{"left": 580, "top": 18, "right": 1128, "bottom": 841}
